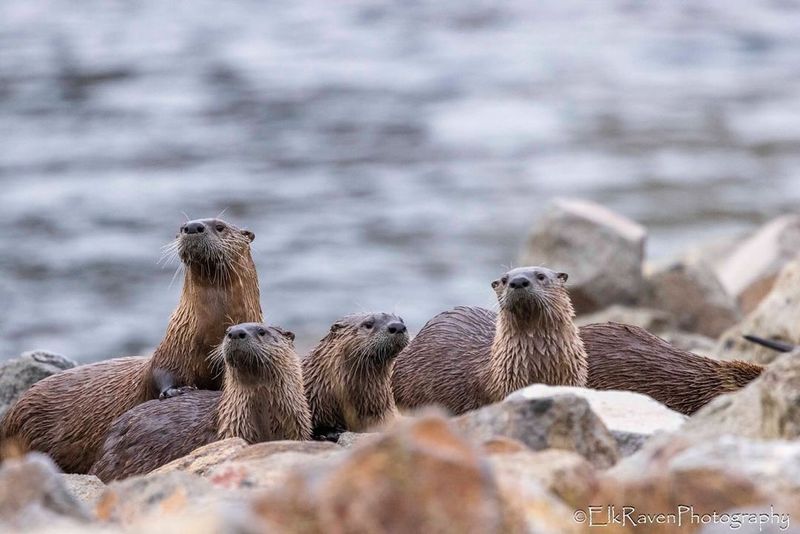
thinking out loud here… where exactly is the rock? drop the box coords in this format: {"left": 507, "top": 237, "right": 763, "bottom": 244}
{"left": 575, "top": 305, "right": 675, "bottom": 333}
{"left": 714, "top": 214, "right": 800, "bottom": 313}
{"left": 250, "top": 414, "right": 523, "bottom": 533}
{"left": 152, "top": 438, "right": 249, "bottom": 476}
{"left": 521, "top": 198, "right": 646, "bottom": 314}
{"left": 336, "top": 432, "right": 378, "bottom": 448}
{"left": 716, "top": 259, "right": 800, "bottom": 365}
{"left": 658, "top": 330, "right": 716, "bottom": 355}
{"left": 454, "top": 394, "right": 620, "bottom": 468}
{"left": 487, "top": 449, "right": 599, "bottom": 508}
{"left": 0, "top": 351, "right": 76, "bottom": 418}
{"left": 506, "top": 385, "right": 686, "bottom": 457}
{"left": 683, "top": 350, "right": 800, "bottom": 440}
{"left": 60, "top": 474, "right": 106, "bottom": 509}
{"left": 0, "top": 453, "right": 91, "bottom": 530}
{"left": 95, "top": 471, "right": 232, "bottom": 524}
{"left": 643, "top": 261, "right": 740, "bottom": 338}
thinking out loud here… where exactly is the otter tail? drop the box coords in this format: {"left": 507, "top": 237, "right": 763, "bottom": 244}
{"left": 743, "top": 335, "right": 794, "bottom": 353}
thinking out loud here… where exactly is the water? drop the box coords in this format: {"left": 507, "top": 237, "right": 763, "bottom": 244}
{"left": 2, "top": 0, "right": 800, "bottom": 361}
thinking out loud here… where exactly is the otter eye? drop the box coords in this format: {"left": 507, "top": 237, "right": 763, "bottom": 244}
{"left": 537, "top": 273, "right": 546, "bottom": 281}
{"left": 215, "top": 224, "right": 225, "bottom": 232}
{"left": 362, "top": 320, "right": 374, "bottom": 330}
{"left": 501, "top": 276, "right": 508, "bottom": 284}
{"left": 257, "top": 328, "right": 266, "bottom": 336}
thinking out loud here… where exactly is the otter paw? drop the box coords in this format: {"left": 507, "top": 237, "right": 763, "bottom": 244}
{"left": 159, "top": 385, "right": 197, "bottom": 400}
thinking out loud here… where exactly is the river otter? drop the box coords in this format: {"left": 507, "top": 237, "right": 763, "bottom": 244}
{"left": 583, "top": 323, "right": 764, "bottom": 415}
{"left": 303, "top": 313, "right": 409, "bottom": 440}
{"left": 0, "top": 218, "right": 262, "bottom": 473}
{"left": 89, "top": 323, "right": 311, "bottom": 482}
{"left": 392, "top": 267, "right": 587, "bottom": 415}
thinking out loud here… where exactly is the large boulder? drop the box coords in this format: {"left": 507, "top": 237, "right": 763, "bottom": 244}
{"left": 507, "top": 385, "right": 686, "bottom": 457}
{"left": 643, "top": 261, "right": 740, "bottom": 338}
{"left": 454, "top": 394, "right": 620, "bottom": 468}
{"left": 0, "top": 453, "right": 91, "bottom": 530}
{"left": 714, "top": 214, "right": 800, "bottom": 313}
{"left": 575, "top": 305, "right": 675, "bottom": 333}
{"left": 0, "top": 351, "right": 76, "bottom": 418}
{"left": 683, "top": 350, "right": 800, "bottom": 441}
{"left": 250, "top": 415, "right": 523, "bottom": 534}
{"left": 716, "top": 259, "right": 800, "bottom": 365}
{"left": 521, "top": 198, "right": 647, "bottom": 314}
{"left": 60, "top": 474, "right": 106, "bottom": 510}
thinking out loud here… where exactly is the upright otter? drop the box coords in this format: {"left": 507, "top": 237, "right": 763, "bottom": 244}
{"left": 583, "top": 323, "right": 764, "bottom": 415}
{"left": 392, "top": 267, "right": 587, "bottom": 415}
{"left": 1, "top": 218, "right": 262, "bottom": 473}
{"left": 303, "top": 313, "right": 409, "bottom": 439}
{"left": 89, "top": 323, "right": 311, "bottom": 482}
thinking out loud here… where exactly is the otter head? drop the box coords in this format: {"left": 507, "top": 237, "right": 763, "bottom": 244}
{"left": 176, "top": 218, "right": 255, "bottom": 280}
{"left": 219, "top": 322, "right": 296, "bottom": 383}
{"left": 328, "top": 312, "right": 409, "bottom": 370}
{"left": 491, "top": 266, "right": 571, "bottom": 322}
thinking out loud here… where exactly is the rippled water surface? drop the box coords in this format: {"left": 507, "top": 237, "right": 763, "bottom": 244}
{"left": 2, "top": 0, "right": 800, "bottom": 361}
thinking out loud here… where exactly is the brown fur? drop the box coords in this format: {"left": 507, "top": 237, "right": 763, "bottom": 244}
{"left": 303, "top": 313, "right": 409, "bottom": 435}
{"left": 583, "top": 322, "right": 764, "bottom": 415}
{"left": 392, "top": 267, "right": 587, "bottom": 415}
{"left": 89, "top": 323, "right": 311, "bottom": 482}
{"left": 0, "top": 218, "right": 262, "bottom": 473}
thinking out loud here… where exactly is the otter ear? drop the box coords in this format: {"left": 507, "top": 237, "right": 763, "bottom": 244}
{"left": 491, "top": 279, "right": 500, "bottom": 289}
{"left": 242, "top": 229, "right": 255, "bottom": 242}
{"left": 557, "top": 272, "right": 568, "bottom": 283}
{"left": 330, "top": 322, "right": 345, "bottom": 334}
{"left": 281, "top": 330, "right": 296, "bottom": 342}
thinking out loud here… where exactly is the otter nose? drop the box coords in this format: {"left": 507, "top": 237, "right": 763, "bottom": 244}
{"left": 183, "top": 221, "right": 205, "bottom": 234}
{"left": 227, "top": 326, "right": 249, "bottom": 340}
{"left": 387, "top": 322, "right": 407, "bottom": 335}
{"left": 508, "top": 277, "right": 530, "bottom": 289}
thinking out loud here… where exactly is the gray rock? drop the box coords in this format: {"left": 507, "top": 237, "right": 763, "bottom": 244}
{"left": 684, "top": 350, "right": 800, "bottom": 440}
{"left": 521, "top": 198, "right": 646, "bottom": 314}
{"left": 336, "top": 432, "right": 378, "bottom": 448}
{"left": 60, "top": 474, "right": 106, "bottom": 509}
{"left": 643, "top": 261, "right": 740, "bottom": 338}
{"left": 506, "top": 385, "right": 686, "bottom": 447}
{"left": 0, "top": 350, "right": 76, "bottom": 419}
{"left": 575, "top": 304, "right": 675, "bottom": 333}
{"left": 0, "top": 453, "right": 91, "bottom": 530}
{"left": 454, "top": 394, "right": 620, "bottom": 468}
{"left": 714, "top": 214, "right": 800, "bottom": 313}
{"left": 658, "top": 330, "right": 717, "bottom": 355}
{"left": 716, "top": 258, "right": 800, "bottom": 365}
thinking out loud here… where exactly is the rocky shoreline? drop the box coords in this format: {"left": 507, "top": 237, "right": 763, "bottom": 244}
{"left": 3, "top": 198, "right": 800, "bottom": 533}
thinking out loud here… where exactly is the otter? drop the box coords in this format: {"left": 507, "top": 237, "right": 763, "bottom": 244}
{"left": 0, "top": 218, "right": 262, "bottom": 473}
{"left": 89, "top": 323, "right": 311, "bottom": 482}
{"left": 303, "top": 313, "right": 409, "bottom": 440}
{"left": 392, "top": 266, "right": 587, "bottom": 415}
{"left": 583, "top": 324, "right": 764, "bottom": 415}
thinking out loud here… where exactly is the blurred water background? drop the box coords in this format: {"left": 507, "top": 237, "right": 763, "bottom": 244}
{"left": 2, "top": 0, "right": 800, "bottom": 361}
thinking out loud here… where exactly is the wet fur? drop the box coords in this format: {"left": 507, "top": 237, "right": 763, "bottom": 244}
{"left": 0, "top": 220, "right": 262, "bottom": 473}
{"left": 89, "top": 326, "right": 311, "bottom": 482}
{"left": 303, "top": 314, "right": 408, "bottom": 435}
{"left": 583, "top": 323, "right": 764, "bottom": 415}
{"left": 393, "top": 267, "right": 586, "bottom": 415}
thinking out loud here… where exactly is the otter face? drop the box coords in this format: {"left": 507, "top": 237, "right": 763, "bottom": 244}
{"left": 330, "top": 312, "right": 409, "bottom": 366}
{"left": 491, "top": 266, "right": 568, "bottom": 314}
{"left": 221, "top": 322, "right": 295, "bottom": 379}
{"left": 176, "top": 218, "right": 255, "bottom": 277}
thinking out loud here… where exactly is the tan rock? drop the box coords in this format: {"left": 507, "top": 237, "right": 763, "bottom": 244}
{"left": 454, "top": 395, "right": 620, "bottom": 468}
{"left": 716, "top": 259, "right": 800, "bottom": 365}
{"left": 644, "top": 261, "right": 740, "bottom": 338}
{"left": 715, "top": 215, "right": 800, "bottom": 313}
{"left": 0, "top": 453, "right": 91, "bottom": 530}
{"left": 521, "top": 198, "right": 646, "bottom": 314}
{"left": 151, "top": 438, "right": 249, "bottom": 477}
{"left": 251, "top": 415, "right": 522, "bottom": 534}
{"left": 60, "top": 474, "right": 106, "bottom": 509}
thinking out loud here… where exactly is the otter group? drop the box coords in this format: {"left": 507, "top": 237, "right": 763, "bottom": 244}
{"left": 0, "top": 217, "right": 765, "bottom": 480}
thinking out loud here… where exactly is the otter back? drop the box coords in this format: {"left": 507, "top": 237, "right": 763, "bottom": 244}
{"left": 89, "top": 390, "right": 219, "bottom": 482}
